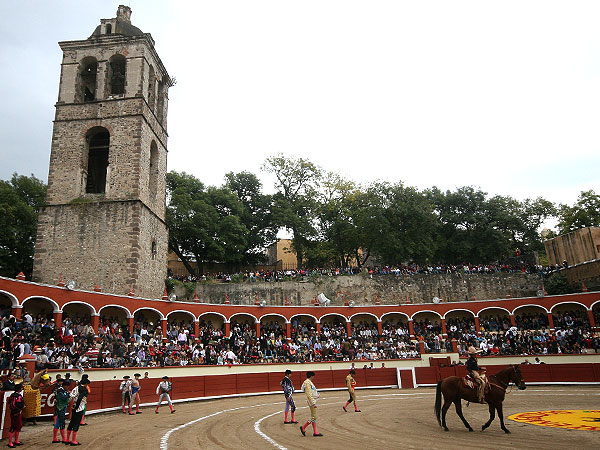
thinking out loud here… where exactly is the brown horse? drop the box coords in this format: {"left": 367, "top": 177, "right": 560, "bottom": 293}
{"left": 434, "top": 364, "right": 526, "bottom": 433}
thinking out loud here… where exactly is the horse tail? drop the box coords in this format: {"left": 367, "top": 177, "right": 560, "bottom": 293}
{"left": 434, "top": 380, "right": 442, "bottom": 427}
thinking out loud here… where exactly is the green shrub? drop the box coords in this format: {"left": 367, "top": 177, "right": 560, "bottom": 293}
{"left": 544, "top": 273, "right": 578, "bottom": 295}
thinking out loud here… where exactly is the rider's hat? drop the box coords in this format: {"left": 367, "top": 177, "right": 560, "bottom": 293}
{"left": 466, "top": 346, "right": 481, "bottom": 355}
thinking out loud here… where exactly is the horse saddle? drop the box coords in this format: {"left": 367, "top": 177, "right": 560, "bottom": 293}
{"left": 463, "top": 374, "right": 489, "bottom": 393}
{"left": 463, "top": 375, "right": 476, "bottom": 390}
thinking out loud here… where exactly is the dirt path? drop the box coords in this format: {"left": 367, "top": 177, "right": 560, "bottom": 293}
{"left": 15, "top": 386, "right": 600, "bottom": 449}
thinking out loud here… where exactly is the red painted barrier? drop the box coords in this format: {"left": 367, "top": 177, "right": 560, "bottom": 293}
{"left": 413, "top": 363, "right": 600, "bottom": 385}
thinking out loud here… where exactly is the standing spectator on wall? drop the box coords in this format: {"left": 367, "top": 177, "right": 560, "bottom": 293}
{"left": 86, "top": 343, "right": 100, "bottom": 368}
{"left": 3, "top": 372, "right": 17, "bottom": 391}
{"left": 300, "top": 371, "right": 323, "bottom": 437}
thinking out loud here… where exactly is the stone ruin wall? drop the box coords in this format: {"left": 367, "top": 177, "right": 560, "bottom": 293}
{"left": 174, "top": 272, "right": 543, "bottom": 306}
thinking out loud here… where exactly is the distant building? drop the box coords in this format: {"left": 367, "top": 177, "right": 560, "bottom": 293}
{"left": 543, "top": 226, "right": 600, "bottom": 266}
{"left": 265, "top": 239, "right": 299, "bottom": 270}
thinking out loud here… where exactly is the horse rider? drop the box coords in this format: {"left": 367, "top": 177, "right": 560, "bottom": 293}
{"left": 466, "top": 346, "right": 486, "bottom": 403}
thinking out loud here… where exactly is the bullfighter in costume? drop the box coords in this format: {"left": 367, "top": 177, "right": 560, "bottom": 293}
{"left": 52, "top": 379, "right": 71, "bottom": 444}
{"left": 280, "top": 369, "right": 297, "bottom": 424}
{"left": 66, "top": 378, "right": 89, "bottom": 446}
{"left": 120, "top": 375, "right": 133, "bottom": 414}
{"left": 7, "top": 381, "right": 25, "bottom": 448}
{"left": 131, "top": 373, "right": 142, "bottom": 414}
{"left": 343, "top": 369, "right": 361, "bottom": 412}
{"left": 300, "top": 371, "right": 323, "bottom": 437}
{"left": 155, "top": 376, "right": 175, "bottom": 414}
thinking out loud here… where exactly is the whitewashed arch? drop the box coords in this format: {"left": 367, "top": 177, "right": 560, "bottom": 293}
{"left": 380, "top": 311, "right": 410, "bottom": 322}
{"left": 444, "top": 308, "right": 476, "bottom": 319}
{"left": 410, "top": 310, "right": 443, "bottom": 320}
{"left": 132, "top": 307, "right": 165, "bottom": 320}
{"left": 550, "top": 301, "right": 590, "bottom": 312}
{"left": 166, "top": 310, "right": 196, "bottom": 321}
{"left": 0, "top": 290, "right": 19, "bottom": 308}
{"left": 259, "top": 313, "right": 290, "bottom": 324}
{"left": 22, "top": 295, "right": 60, "bottom": 313}
{"left": 289, "top": 313, "right": 318, "bottom": 323}
{"left": 349, "top": 312, "right": 379, "bottom": 322}
{"left": 319, "top": 312, "right": 349, "bottom": 323}
{"left": 98, "top": 304, "right": 132, "bottom": 319}
{"left": 512, "top": 304, "right": 549, "bottom": 315}
{"left": 591, "top": 300, "right": 600, "bottom": 310}
{"left": 198, "top": 311, "right": 227, "bottom": 322}
{"left": 229, "top": 312, "right": 258, "bottom": 324}
{"left": 476, "top": 306, "right": 511, "bottom": 317}
{"left": 62, "top": 301, "right": 97, "bottom": 316}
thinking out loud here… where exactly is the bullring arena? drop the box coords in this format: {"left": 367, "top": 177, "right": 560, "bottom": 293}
{"left": 7, "top": 385, "right": 600, "bottom": 449}
{"left": 1, "top": 276, "right": 599, "bottom": 449}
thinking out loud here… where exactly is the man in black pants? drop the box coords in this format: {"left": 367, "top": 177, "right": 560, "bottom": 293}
{"left": 66, "top": 378, "right": 89, "bottom": 446}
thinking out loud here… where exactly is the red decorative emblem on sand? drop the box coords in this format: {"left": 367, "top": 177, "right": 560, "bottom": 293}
{"left": 509, "top": 410, "right": 600, "bottom": 431}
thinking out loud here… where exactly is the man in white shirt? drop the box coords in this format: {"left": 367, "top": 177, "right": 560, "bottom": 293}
{"left": 155, "top": 376, "right": 175, "bottom": 414}
{"left": 225, "top": 349, "right": 237, "bottom": 364}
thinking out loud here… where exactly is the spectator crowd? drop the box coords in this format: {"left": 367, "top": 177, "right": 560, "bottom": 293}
{"left": 169, "top": 262, "right": 552, "bottom": 284}
{"left": 1, "top": 304, "right": 598, "bottom": 374}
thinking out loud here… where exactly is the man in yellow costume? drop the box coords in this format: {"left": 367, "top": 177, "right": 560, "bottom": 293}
{"left": 343, "top": 369, "right": 361, "bottom": 412}
{"left": 299, "top": 372, "right": 323, "bottom": 437}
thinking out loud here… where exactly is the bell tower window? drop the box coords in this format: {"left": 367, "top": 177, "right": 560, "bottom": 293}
{"left": 148, "top": 66, "right": 156, "bottom": 111}
{"left": 108, "top": 54, "right": 126, "bottom": 96}
{"left": 85, "top": 128, "right": 110, "bottom": 194}
{"left": 105, "top": 23, "right": 112, "bottom": 34}
{"left": 78, "top": 57, "right": 98, "bottom": 103}
{"left": 149, "top": 141, "right": 159, "bottom": 197}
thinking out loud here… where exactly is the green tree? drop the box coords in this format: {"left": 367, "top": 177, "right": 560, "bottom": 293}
{"left": 557, "top": 190, "right": 600, "bottom": 234}
{"left": 0, "top": 173, "right": 47, "bottom": 278}
{"left": 366, "top": 182, "right": 438, "bottom": 265}
{"left": 544, "top": 272, "right": 578, "bottom": 295}
{"left": 428, "top": 186, "right": 512, "bottom": 263}
{"left": 166, "top": 171, "right": 248, "bottom": 276}
{"left": 511, "top": 197, "right": 556, "bottom": 254}
{"left": 262, "top": 154, "right": 321, "bottom": 268}
{"left": 314, "top": 172, "right": 361, "bottom": 267}
{"left": 224, "top": 171, "right": 276, "bottom": 265}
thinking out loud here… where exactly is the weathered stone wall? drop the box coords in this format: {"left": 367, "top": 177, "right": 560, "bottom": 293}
{"left": 564, "top": 260, "right": 600, "bottom": 291}
{"left": 48, "top": 98, "right": 167, "bottom": 218}
{"left": 33, "top": 16, "right": 170, "bottom": 301}
{"left": 544, "top": 227, "right": 600, "bottom": 266}
{"left": 175, "top": 273, "right": 543, "bottom": 306}
{"left": 33, "top": 200, "right": 166, "bottom": 299}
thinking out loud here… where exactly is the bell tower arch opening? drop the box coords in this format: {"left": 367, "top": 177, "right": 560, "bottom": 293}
{"left": 85, "top": 127, "right": 110, "bottom": 194}
{"left": 77, "top": 56, "right": 98, "bottom": 103}
{"left": 107, "top": 54, "right": 126, "bottom": 96}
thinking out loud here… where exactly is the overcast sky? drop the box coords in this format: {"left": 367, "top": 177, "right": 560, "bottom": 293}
{"left": 0, "top": 1, "right": 598, "bottom": 208}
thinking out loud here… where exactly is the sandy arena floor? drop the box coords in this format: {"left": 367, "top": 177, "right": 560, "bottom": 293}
{"left": 14, "top": 385, "right": 600, "bottom": 449}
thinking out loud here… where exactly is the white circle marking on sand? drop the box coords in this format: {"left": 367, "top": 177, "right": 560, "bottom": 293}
{"left": 254, "top": 394, "right": 430, "bottom": 449}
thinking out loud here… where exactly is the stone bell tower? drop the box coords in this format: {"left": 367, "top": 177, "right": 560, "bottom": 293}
{"left": 32, "top": 6, "right": 172, "bottom": 298}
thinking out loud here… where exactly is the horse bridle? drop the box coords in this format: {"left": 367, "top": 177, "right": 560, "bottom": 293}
{"left": 490, "top": 365, "right": 522, "bottom": 392}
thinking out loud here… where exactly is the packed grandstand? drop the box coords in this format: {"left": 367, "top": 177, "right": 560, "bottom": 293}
{"left": 2, "top": 303, "right": 598, "bottom": 373}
